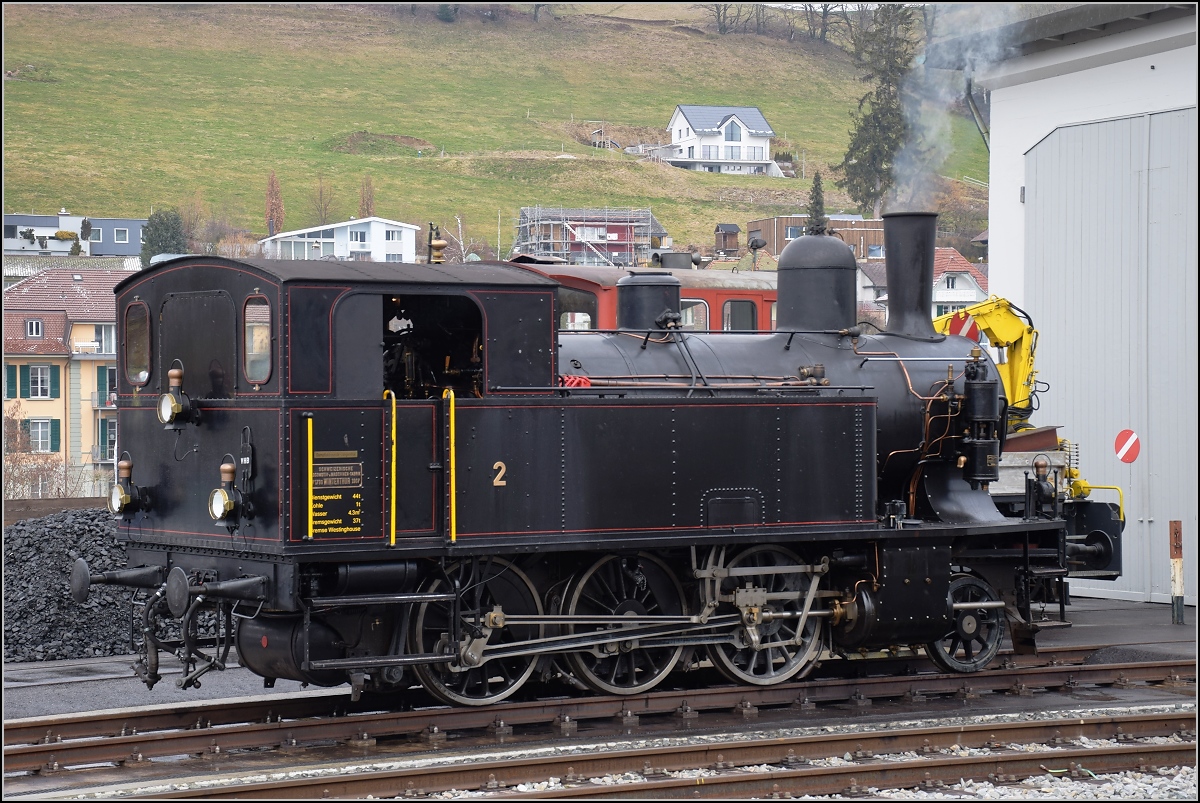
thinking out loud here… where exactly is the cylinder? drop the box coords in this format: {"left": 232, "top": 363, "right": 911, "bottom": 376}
{"left": 775, "top": 234, "right": 857, "bottom": 331}
{"left": 882, "top": 212, "right": 938, "bottom": 338}
{"left": 237, "top": 614, "right": 346, "bottom": 686}
{"left": 616, "top": 272, "right": 681, "bottom": 330}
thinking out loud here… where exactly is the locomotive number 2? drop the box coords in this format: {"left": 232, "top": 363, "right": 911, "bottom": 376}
{"left": 493, "top": 461, "right": 508, "bottom": 487}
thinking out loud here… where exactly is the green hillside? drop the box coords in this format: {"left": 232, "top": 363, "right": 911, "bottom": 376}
{"left": 2, "top": 4, "right": 987, "bottom": 252}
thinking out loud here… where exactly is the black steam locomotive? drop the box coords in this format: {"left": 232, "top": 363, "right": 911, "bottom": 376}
{"left": 72, "top": 212, "right": 1123, "bottom": 705}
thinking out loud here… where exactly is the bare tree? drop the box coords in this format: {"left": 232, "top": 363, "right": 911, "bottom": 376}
{"left": 359, "top": 174, "right": 376, "bottom": 219}
{"left": 695, "top": 3, "right": 750, "bottom": 35}
{"left": 309, "top": 175, "right": 336, "bottom": 226}
{"left": 440, "top": 214, "right": 495, "bottom": 263}
{"left": 265, "top": 170, "right": 285, "bottom": 236}
{"left": 2, "top": 400, "right": 76, "bottom": 499}
{"left": 802, "top": 3, "right": 837, "bottom": 42}
{"left": 215, "top": 233, "right": 264, "bottom": 259}
{"left": 834, "top": 2, "right": 875, "bottom": 55}
{"left": 179, "top": 189, "right": 208, "bottom": 247}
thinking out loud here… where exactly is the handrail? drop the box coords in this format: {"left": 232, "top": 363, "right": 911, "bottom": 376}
{"left": 302, "top": 412, "right": 314, "bottom": 540}
{"left": 384, "top": 390, "right": 397, "bottom": 546}
{"left": 442, "top": 388, "right": 456, "bottom": 543}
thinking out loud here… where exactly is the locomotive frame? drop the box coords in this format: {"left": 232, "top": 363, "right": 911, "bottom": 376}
{"left": 72, "top": 212, "right": 1123, "bottom": 705}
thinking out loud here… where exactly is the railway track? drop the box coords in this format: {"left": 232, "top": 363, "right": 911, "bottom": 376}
{"left": 4, "top": 648, "right": 1194, "bottom": 798}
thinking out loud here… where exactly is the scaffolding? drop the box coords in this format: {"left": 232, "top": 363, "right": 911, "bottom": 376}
{"left": 511, "top": 206, "right": 665, "bottom": 267}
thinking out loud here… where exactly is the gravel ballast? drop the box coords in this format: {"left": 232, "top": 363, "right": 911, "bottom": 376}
{"left": 3, "top": 507, "right": 132, "bottom": 662}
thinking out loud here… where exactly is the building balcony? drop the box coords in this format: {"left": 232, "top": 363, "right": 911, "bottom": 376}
{"left": 91, "top": 444, "right": 117, "bottom": 462}
{"left": 91, "top": 391, "right": 118, "bottom": 408}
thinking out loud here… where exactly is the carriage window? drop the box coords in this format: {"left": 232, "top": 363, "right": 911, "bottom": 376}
{"left": 680, "top": 299, "right": 709, "bottom": 330}
{"left": 244, "top": 296, "right": 272, "bottom": 384}
{"left": 557, "top": 287, "right": 598, "bottom": 330}
{"left": 723, "top": 299, "right": 757, "bottom": 331}
{"left": 124, "top": 302, "right": 150, "bottom": 385}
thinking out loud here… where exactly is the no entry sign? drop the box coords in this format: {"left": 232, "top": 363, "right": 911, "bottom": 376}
{"left": 1115, "top": 429, "right": 1140, "bottom": 463}
{"left": 947, "top": 311, "right": 981, "bottom": 342}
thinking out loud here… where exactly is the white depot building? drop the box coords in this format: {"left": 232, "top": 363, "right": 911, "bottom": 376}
{"left": 929, "top": 4, "right": 1196, "bottom": 606}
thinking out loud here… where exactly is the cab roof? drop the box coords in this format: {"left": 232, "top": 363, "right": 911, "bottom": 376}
{"left": 115, "top": 256, "right": 559, "bottom": 293}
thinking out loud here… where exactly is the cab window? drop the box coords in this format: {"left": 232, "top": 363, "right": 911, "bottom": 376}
{"left": 244, "top": 296, "right": 272, "bottom": 384}
{"left": 124, "top": 302, "right": 151, "bottom": 385}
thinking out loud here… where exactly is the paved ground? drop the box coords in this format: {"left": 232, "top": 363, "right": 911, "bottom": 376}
{"left": 2, "top": 598, "right": 1194, "bottom": 721}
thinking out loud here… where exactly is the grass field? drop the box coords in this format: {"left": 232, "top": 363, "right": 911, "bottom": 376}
{"left": 2, "top": 4, "right": 988, "bottom": 250}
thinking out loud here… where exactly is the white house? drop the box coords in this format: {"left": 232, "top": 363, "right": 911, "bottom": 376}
{"left": 259, "top": 217, "right": 419, "bottom": 263}
{"left": 927, "top": 4, "right": 1196, "bottom": 605}
{"left": 659, "top": 106, "right": 785, "bottom": 177}
{"left": 931, "top": 248, "right": 988, "bottom": 318}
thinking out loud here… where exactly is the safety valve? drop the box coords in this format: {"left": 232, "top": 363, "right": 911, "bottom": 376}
{"left": 108, "top": 455, "right": 150, "bottom": 517}
{"left": 157, "top": 363, "right": 200, "bottom": 429}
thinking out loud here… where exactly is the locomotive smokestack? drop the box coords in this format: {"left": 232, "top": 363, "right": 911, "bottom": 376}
{"left": 882, "top": 212, "right": 938, "bottom": 339}
{"left": 776, "top": 233, "right": 857, "bottom": 331}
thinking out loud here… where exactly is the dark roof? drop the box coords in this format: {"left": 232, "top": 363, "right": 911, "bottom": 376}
{"left": 971, "top": 229, "right": 989, "bottom": 244}
{"left": 674, "top": 106, "right": 775, "bottom": 136}
{"left": 715, "top": 224, "right": 742, "bottom": 233}
{"left": 857, "top": 261, "right": 889, "bottom": 287}
{"left": 115, "top": 256, "right": 559, "bottom": 294}
{"left": 925, "top": 4, "right": 1194, "bottom": 70}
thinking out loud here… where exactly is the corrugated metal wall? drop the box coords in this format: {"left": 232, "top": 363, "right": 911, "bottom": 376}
{"left": 1025, "top": 108, "right": 1197, "bottom": 603}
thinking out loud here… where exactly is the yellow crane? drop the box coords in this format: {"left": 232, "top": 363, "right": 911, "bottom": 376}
{"left": 933, "top": 296, "right": 1122, "bottom": 512}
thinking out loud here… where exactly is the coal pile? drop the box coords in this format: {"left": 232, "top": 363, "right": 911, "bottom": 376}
{"left": 3, "top": 508, "right": 134, "bottom": 662}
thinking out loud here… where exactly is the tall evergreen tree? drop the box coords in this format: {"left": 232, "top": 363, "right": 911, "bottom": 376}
{"left": 140, "top": 208, "right": 187, "bottom": 267}
{"left": 265, "top": 171, "right": 285, "bottom": 236}
{"left": 832, "top": 4, "right": 919, "bottom": 217}
{"left": 806, "top": 171, "right": 829, "bottom": 235}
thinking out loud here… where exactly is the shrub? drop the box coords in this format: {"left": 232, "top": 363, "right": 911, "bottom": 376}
{"left": 53, "top": 230, "right": 77, "bottom": 240}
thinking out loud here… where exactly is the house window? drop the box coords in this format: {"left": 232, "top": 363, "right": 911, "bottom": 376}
{"left": 785, "top": 226, "right": 803, "bottom": 240}
{"left": 26, "top": 319, "right": 43, "bottom": 338}
{"left": 95, "top": 324, "right": 116, "bottom": 354}
{"left": 385, "top": 254, "right": 403, "bottom": 262}
{"left": 867, "top": 244, "right": 884, "bottom": 258}
{"left": 725, "top": 146, "right": 741, "bottom": 161}
{"left": 29, "top": 366, "right": 50, "bottom": 399}
{"left": 687, "top": 146, "right": 694, "bottom": 158}
{"left": 746, "top": 146, "right": 764, "bottom": 160}
{"left": 4, "top": 224, "right": 16, "bottom": 238}
{"left": 89, "top": 229, "right": 102, "bottom": 242}
{"left": 350, "top": 230, "right": 366, "bottom": 243}
{"left": 29, "top": 419, "right": 51, "bottom": 453}
{"left": 114, "top": 228, "right": 129, "bottom": 243}
{"left": 351, "top": 251, "right": 371, "bottom": 261}
{"left": 576, "top": 226, "right": 605, "bottom": 242}
{"left": 139, "top": 229, "right": 145, "bottom": 245}
{"left": 385, "top": 230, "right": 401, "bottom": 241}
{"left": 725, "top": 122, "right": 742, "bottom": 142}
{"left": 702, "top": 145, "right": 718, "bottom": 159}
{"left": 945, "top": 275, "right": 957, "bottom": 289}
{"left": 936, "top": 304, "right": 968, "bottom": 317}
{"left": 98, "top": 417, "right": 117, "bottom": 461}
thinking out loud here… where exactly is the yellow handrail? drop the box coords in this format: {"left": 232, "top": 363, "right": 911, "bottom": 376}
{"left": 442, "top": 389, "right": 457, "bottom": 542}
{"left": 305, "top": 413, "right": 314, "bottom": 540}
{"left": 384, "top": 390, "right": 397, "bottom": 546}
{"left": 1070, "top": 480, "right": 1126, "bottom": 522}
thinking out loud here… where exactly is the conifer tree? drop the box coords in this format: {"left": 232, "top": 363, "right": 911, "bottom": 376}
{"left": 806, "top": 172, "right": 829, "bottom": 235}
{"left": 140, "top": 209, "right": 187, "bottom": 267}
{"left": 832, "top": 4, "right": 919, "bottom": 217}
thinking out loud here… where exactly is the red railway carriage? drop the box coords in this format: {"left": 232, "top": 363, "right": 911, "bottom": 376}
{"left": 515, "top": 262, "right": 778, "bottom": 332}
